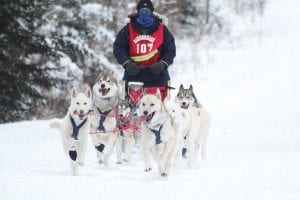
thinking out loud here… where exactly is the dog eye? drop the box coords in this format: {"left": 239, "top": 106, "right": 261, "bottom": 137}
{"left": 107, "top": 80, "right": 111, "bottom": 82}
{"left": 84, "top": 102, "right": 87, "bottom": 105}
{"left": 142, "top": 103, "right": 146, "bottom": 106}
{"left": 76, "top": 102, "right": 80, "bottom": 105}
{"left": 150, "top": 103, "right": 154, "bottom": 106}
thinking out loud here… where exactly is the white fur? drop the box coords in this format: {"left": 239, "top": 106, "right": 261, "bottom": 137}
{"left": 49, "top": 87, "right": 92, "bottom": 175}
{"left": 138, "top": 90, "right": 178, "bottom": 177}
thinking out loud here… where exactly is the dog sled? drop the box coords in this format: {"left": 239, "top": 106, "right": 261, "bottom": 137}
{"left": 116, "top": 81, "right": 171, "bottom": 136}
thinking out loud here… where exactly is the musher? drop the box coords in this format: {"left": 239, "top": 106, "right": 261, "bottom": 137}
{"left": 113, "top": 0, "right": 176, "bottom": 103}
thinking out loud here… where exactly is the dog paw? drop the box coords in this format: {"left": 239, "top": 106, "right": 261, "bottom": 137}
{"left": 122, "top": 159, "right": 129, "bottom": 162}
{"left": 72, "top": 170, "right": 79, "bottom": 176}
{"left": 161, "top": 173, "right": 168, "bottom": 177}
{"left": 71, "top": 164, "right": 79, "bottom": 176}
{"left": 69, "top": 150, "right": 77, "bottom": 161}
{"left": 78, "top": 162, "right": 84, "bottom": 166}
{"left": 98, "top": 160, "right": 103, "bottom": 165}
{"left": 116, "top": 161, "right": 122, "bottom": 165}
{"left": 144, "top": 167, "right": 152, "bottom": 172}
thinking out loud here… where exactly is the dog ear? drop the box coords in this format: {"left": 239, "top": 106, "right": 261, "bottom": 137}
{"left": 85, "top": 87, "right": 92, "bottom": 98}
{"left": 188, "top": 85, "right": 193, "bottom": 91}
{"left": 143, "top": 88, "right": 148, "bottom": 95}
{"left": 156, "top": 88, "right": 161, "bottom": 99}
{"left": 164, "top": 92, "right": 170, "bottom": 102}
{"left": 71, "top": 88, "right": 78, "bottom": 98}
{"left": 179, "top": 84, "right": 184, "bottom": 91}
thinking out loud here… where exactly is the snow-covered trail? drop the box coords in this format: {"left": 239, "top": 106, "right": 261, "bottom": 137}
{"left": 1, "top": 0, "right": 300, "bottom": 199}
{"left": 0, "top": 119, "right": 299, "bottom": 200}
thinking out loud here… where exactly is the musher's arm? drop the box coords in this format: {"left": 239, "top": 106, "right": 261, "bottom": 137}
{"left": 113, "top": 25, "right": 132, "bottom": 68}
{"left": 160, "top": 25, "right": 176, "bottom": 67}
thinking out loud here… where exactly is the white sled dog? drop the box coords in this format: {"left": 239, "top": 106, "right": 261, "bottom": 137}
{"left": 138, "top": 89, "right": 178, "bottom": 177}
{"left": 173, "top": 84, "right": 211, "bottom": 166}
{"left": 90, "top": 72, "right": 121, "bottom": 165}
{"left": 49, "top": 87, "right": 92, "bottom": 175}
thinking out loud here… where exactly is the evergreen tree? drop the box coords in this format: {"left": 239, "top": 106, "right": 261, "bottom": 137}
{"left": 43, "top": 0, "right": 117, "bottom": 86}
{"left": 0, "top": 0, "right": 64, "bottom": 123}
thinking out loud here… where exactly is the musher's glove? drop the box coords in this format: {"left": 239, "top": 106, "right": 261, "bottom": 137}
{"left": 125, "top": 61, "right": 140, "bottom": 76}
{"left": 150, "top": 62, "right": 166, "bottom": 75}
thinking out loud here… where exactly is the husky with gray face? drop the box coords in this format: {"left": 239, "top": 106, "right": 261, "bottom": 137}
{"left": 175, "top": 84, "right": 202, "bottom": 109}
{"left": 90, "top": 72, "right": 121, "bottom": 165}
{"left": 49, "top": 87, "right": 92, "bottom": 175}
{"left": 138, "top": 89, "right": 178, "bottom": 177}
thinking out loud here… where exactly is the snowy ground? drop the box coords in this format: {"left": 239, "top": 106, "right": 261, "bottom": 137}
{"left": 1, "top": 0, "right": 300, "bottom": 200}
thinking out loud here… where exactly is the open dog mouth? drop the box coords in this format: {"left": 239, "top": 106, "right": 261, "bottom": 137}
{"left": 78, "top": 113, "right": 85, "bottom": 120}
{"left": 73, "top": 110, "right": 87, "bottom": 120}
{"left": 145, "top": 112, "right": 155, "bottom": 122}
{"left": 99, "top": 88, "right": 110, "bottom": 96}
{"left": 180, "top": 103, "right": 189, "bottom": 109}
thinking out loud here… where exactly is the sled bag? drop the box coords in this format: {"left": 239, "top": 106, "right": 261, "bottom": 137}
{"left": 128, "top": 86, "right": 168, "bottom": 104}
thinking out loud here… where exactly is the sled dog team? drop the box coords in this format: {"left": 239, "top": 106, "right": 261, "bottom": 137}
{"left": 50, "top": 72, "right": 211, "bottom": 177}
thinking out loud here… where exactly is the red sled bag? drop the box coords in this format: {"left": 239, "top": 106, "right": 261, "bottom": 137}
{"left": 127, "top": 82, "right": 168, "bottom": 105}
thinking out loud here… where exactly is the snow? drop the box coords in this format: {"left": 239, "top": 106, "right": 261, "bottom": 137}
{"left": 1, "top": 0, "right": 300, "bottom": 199}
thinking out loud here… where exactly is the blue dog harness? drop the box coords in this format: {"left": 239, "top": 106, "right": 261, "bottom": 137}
{"left": 70, "top": 115, "right": 87, "bottom": 140}
{"left": 150, "top": 125, "right": 163, "bottom": 144}
{"left": 145, "top": 112, "right": 163, "bottom": 145}
{"left": 97, "top": 108, "right": 112, "bottom": 132}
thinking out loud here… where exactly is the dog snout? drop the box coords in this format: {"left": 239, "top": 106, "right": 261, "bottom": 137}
{"left": 79, "top": 110, "right": 84, "bottom": 114}
{"left": 101, "top": 84, "right": 105, "bottom": 88}
{"left": 143, "top": 111, "right": 149, "bottom": 116}
{"left": 182, "top": 102, "right": 186, "bottom": 106}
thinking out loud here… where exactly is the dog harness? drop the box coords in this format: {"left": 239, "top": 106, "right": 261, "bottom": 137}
{"left": 150, "top": 125, "right": 163, "bottom": 144}
{"left": 70, "top": 115, "right": 87, "bottom": 140}
{"left": 97, "top": 108, "right": 112, "bottom": 132}
{"left": 145, "top": 112, "right": 163, "bottom": 144}
{"left": 117, "top": 115, "right": 131, "bottom": 137}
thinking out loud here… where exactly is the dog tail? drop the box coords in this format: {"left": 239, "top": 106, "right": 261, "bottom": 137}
{"left": 49, "top": 118, "right": 62, "bottom": 130}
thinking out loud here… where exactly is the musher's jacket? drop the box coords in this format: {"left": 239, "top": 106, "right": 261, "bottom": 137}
{"left": 113, "top": 14, "right": 176, "bottom": 86}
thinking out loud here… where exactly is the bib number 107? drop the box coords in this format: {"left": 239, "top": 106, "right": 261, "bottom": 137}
{"left": 136, "top": 43, "right": 153, "bottom": 54}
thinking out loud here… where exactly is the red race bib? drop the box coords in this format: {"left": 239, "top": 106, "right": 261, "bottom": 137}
{"left": 129, "top": 23, "right": 164, "bottom": 66}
